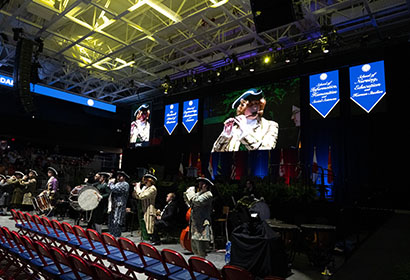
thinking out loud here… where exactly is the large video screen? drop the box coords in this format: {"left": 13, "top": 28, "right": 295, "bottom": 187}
{"left": 129, "top": 102, "right": 152, "bottom": 147}
{"left": 203, "top": 78, "right": 300, "bottom": 152}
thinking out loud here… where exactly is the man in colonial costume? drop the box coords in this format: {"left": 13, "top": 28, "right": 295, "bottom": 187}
{"left": 0, "top": 174, "right": 10, "bottom": 215}
{"left": 184, "top": 177, "right": 214, "bottom": 257}
{"left": 9, "top": 171, "right": 25, "bottom": 209}
{"left": 91, "top": 172, "right": 111, "bottom": 233}
{"left": 212, "top": 88, "right": 279, "bottom": 152}
{"left": 133, "top": 173, "right": 157, "bottom": 240}
{"left": 20, "top": 169, "right": 38, "bottom": 211}
{"left": 108, "top": 171, "right": 129, "bottom": 237}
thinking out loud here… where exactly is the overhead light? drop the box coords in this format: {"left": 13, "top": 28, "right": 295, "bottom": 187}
{"left": 128, "top": 0, "right": 181, "bottom": 22}
{"left": 128, "top": 0, "right": 146, "bottom": 12}
{"left": 235, "top": 66, "right": 240, "bottom": 71}
{"left": 249, "top": 68, "right": 255, "bottom": 72}
{"left": 322, "top": 45, "right": 329, "bottom": 53}
{"left": 209, "top": 0, "right": 229, "bottom": 8}
{"left": 263, "top": 55, "right": 271, "bottom": 64}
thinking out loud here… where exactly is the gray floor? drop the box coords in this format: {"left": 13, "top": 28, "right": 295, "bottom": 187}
{"left": 1, "top": 212, "right": 340, "bottom": 279}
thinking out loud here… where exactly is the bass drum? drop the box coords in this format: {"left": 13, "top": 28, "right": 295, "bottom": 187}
{"left": 69, "top": 185, "right": 85, "bottom": 211}
{"left": 77, "top": 185, "right": 101, "bottom": 211}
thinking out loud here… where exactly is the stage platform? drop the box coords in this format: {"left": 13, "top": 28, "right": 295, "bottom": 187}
{"left": 6, "top": 211, "right": 408, "bottom": 279}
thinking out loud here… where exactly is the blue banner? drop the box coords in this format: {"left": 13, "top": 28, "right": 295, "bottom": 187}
{"left": 182, "top": 99, "right": 199, "bottom": 133}
{"left": 0, "top": 74, "right": 14, "bottom": 87}
{"left": 164, "top": 103, "right": 179, "bottom": 135}
{"left": 309, "top": 70, "right": 340, "bottom": 118}
{"left": 350, "top": 60, "right": 386, "bottom": 113}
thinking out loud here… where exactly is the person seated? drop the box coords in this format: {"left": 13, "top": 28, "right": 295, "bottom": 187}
{"left": 151, "top": 192, "right": 177, "bottom": 245}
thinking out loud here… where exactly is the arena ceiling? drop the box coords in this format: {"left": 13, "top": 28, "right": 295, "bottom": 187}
{"left": 0, "top": 0, "right": 409, "bottom": 105}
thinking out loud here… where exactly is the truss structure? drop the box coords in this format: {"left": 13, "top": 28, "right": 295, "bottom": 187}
{"left": 0, "top": 0, "right": 409, "bottom": 105}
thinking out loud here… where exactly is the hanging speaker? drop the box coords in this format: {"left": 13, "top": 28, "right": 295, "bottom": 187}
{"left": 13, "top": 38, "right": 36, "bottom": 113}
{"left": 250, "top": 0, "right": 296, "bottom": 33}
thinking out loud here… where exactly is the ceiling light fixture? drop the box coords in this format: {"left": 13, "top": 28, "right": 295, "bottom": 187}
{"left": 209, "top": 0, "right": 229, "bottom": 8}
{"left": 128, "top": 0, "right": 181, "bottom": 22}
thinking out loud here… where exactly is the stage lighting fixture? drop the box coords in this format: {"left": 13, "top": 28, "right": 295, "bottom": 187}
{"left": 322, "top": 45, "right": 329, "bottom": 53}
{"left": 285, "top": 58, "right": 291, "bottom": 63}
{"left": 235, "top": 66, "right": 240, "bottom": 71}
{"left": 249, "top": 67, "right": 255, "bottom": 72}
{"left": 263, "top": 55, "right": 271, "bottom": 64}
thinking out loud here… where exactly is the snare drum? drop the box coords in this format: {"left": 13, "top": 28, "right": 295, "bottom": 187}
{"left": 32, "top": 193, "right": 52, "bottom": 213}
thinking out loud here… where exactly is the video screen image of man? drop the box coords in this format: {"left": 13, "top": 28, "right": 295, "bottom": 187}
{"left": 212, "top": 89, "right": 279, "bottom": 152}
{"left": 130, "top": 103, "right": 150, "bottom": 147}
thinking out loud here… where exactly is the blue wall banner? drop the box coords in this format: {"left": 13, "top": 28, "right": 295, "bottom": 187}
{"left": 309, "top": 70, "right": 340, "bottom": 118}
{"left": 182, "top": 99, "right": 199, "bottom": 133}
{"left": 349, "top": 60, "right": 386, "bottom": 113}
{"left": 164, "top": 103, "right": 179, "bottom": 135}
{"left": 0, "top": 74, "right": 14, "bottom": 87}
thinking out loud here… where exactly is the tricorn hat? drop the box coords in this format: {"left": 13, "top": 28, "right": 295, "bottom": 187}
{"left": 232, "top": 88, "right": 263, "bottom": 109}
{"left": 196, "top": 177, "right": 214, "bottom": 186}
{"left": 47, "top": 167, "right": 58, "bottom": 176}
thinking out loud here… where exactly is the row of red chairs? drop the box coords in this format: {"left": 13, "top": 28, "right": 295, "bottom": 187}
{"left": 0, "top": 226, "right": 118, "bottom": 279}
{"left": 7, "top": 209, "right": 282, "bottom": 280}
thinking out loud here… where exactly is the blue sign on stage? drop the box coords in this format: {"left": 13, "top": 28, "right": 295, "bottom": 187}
{"left": 164, "top": 103, "right": 179, "bottom": 135}
{"left": 182, "top": 99, "right": 199, "bottom": 133}
{"left": 350, "top": 60, "right": 386, "bottom": 113}
{"left": 309, "top": 70, "right": 340, "bottom": 118}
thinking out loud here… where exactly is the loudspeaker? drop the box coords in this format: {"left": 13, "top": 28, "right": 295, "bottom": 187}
{"left": 13, "top": 38, "right": 35, "bottom": 113}
{"left": 250, "top": 0, "right": 296, "bottom": 33}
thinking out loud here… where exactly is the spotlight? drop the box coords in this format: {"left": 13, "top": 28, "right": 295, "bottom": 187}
{"left": 285, "top": 58, "right": 291, "bottom": 63}
{"left": 263, "top": 55, "right": 271, "bottom": 64}
{"left": 216, "top": 71, "right": 221, "bottom": 76}
{"left": 322, "top": 45, "right": 329, "bottom": 53}
{"left": 249, "top": 68, "right": 255, "bottom": 72}
{"left": 235, "top": 66, "right": 240, "bottom": 71}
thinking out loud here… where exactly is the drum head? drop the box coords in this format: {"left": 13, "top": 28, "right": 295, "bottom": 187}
{"left": 78, "top": 185, "right": 100, "bottom": 211}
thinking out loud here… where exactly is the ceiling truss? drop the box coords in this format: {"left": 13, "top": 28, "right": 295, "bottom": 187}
{"left": 0, "top": 0, "right": 408, "bottom": 104}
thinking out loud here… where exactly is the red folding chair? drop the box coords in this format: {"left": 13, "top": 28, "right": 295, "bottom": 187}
{"left": 118, "top": 237, "right": 147, "bottom": 278}
{"left": 10, "top": 231, "right": 39, "bottom": 279}
{"left": 189, "top": 256, "right": 223, "bottom": 280}
{"left": 35, "top": 240, "right": 73, "bottom": 278}
{"left": 91, "top": 262, "right": 115, "bottom": 279}
{"left": 21, "top": 212, "right": 39, "bottom": 239}
{"left": 10, "top": 209, "right": 25, "bottom": 234}
{"left": 86, "top": 228, "right": 108, "bottom": 263}
{"left": 222, "top": 265, "right": 255, "bottom": 280}
{"left": 101, "top": 232, "right": 126, "bottom": 271}
{"left": 162, "top": 248, "right": 197, "bottom": 280}
{"left": 73, "top": 225, "right": 97, "bottom": 261}
{"left": 68, "top": 253, "right": 95, "bottom": 280}
{"left": 139, "top": 242, "right": 182, "bottom": 279}
{"left": 0, "top": 227, "right": 19, "bottom": 278}
{"left": 49, "top": 246, "right": 79, "bottom": 279}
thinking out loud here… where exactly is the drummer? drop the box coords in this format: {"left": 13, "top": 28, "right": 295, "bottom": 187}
{"left": 91, "top": 172, "right": 111, "bottom": 233}
{"left": 43, "top": 167, "right": 59, "bottom": 216}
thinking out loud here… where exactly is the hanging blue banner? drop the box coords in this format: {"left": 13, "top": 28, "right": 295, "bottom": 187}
{"left": 182, "top": 99, "right": 199, "bottom": 133}
{"left": 309, "top": 70, "right": 340, "bottom": 118}
{"left": 164, "top": 103, "right": 179, "bottom": 135}
{"left": 349, "top": 60, "right": 386, "bottom": 113}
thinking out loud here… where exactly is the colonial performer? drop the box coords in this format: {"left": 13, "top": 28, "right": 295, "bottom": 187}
{"left": 184, "top": 177, "right": 214, "bottom": 257}
{"left": 130, "top": 103, "right": 151, "bottom": 144}
{"left": 21, "top": 169, "right": 38, "bottom": 210}
{"left": 9, "top": 171, "right": 25, "bottom": 208}
{"left": 108, "top": 171, "right": 129, "bottom": 237}
{"left": 133, "top": 173, "right": 157, "bottom": 236}
{"left": 91, "top": 172, "right": 111, "bottom": 233}
{"left": 212, "top": 89, "right": 279, "bottom": 152}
